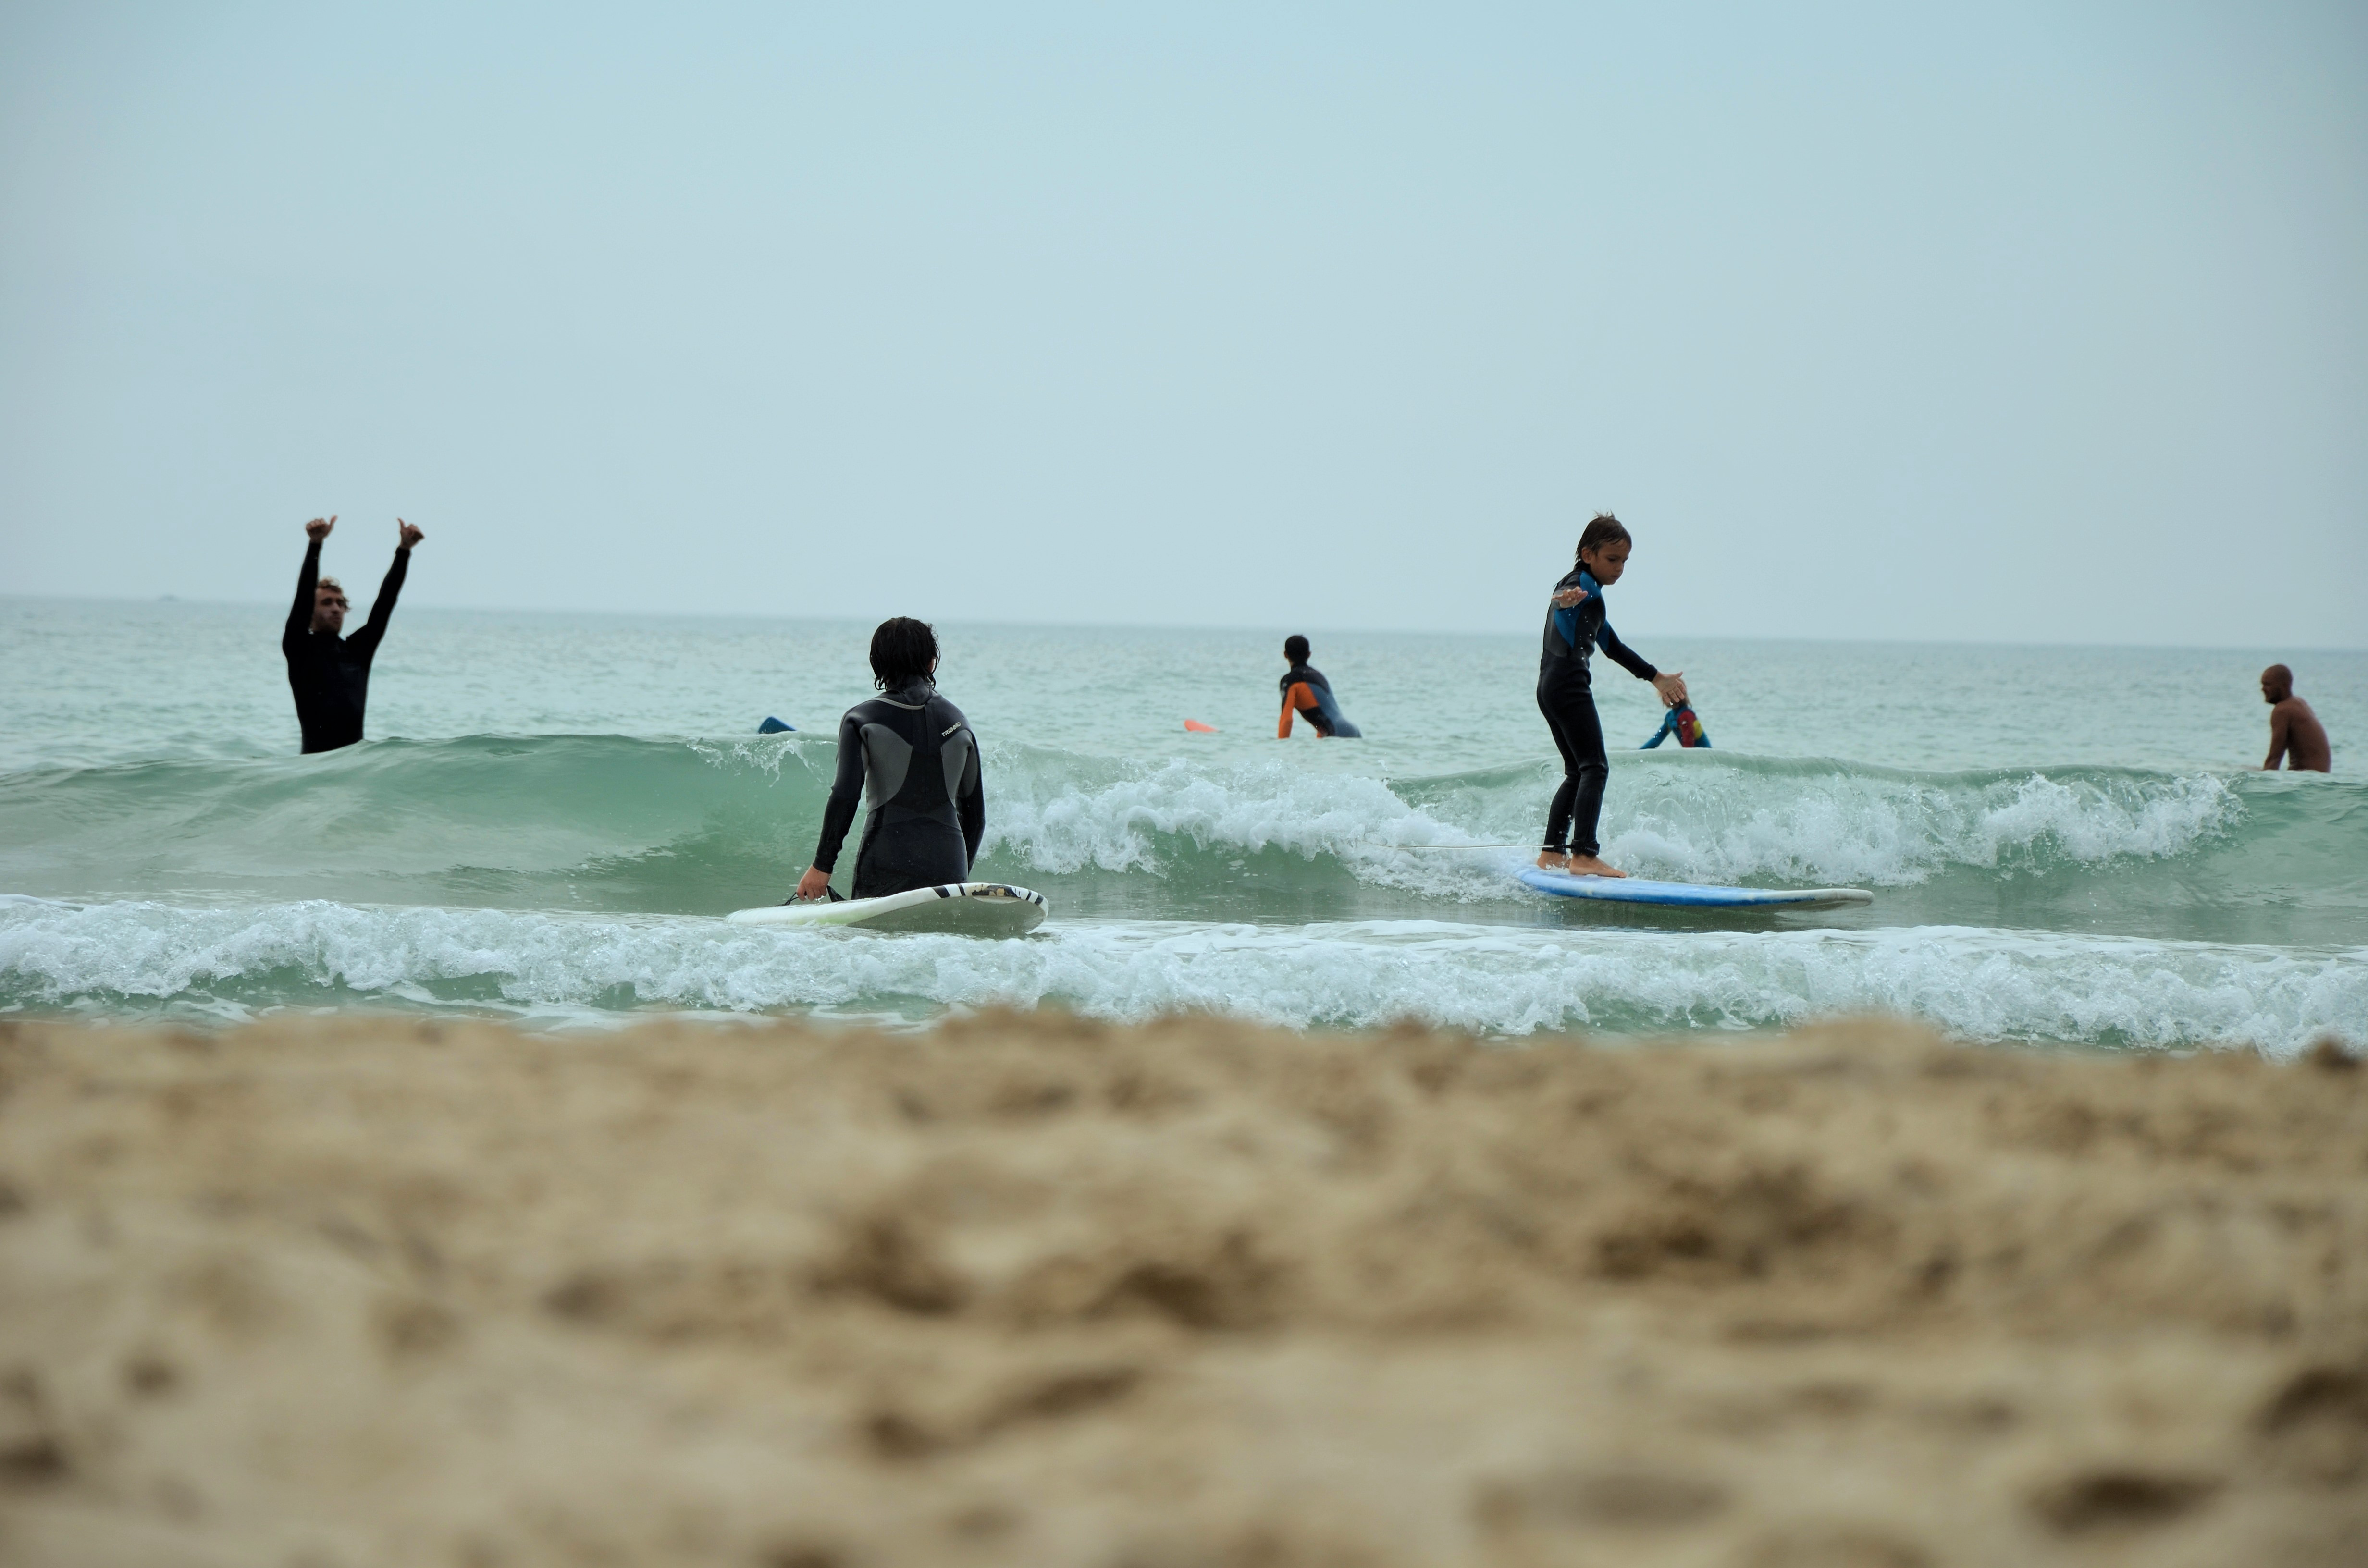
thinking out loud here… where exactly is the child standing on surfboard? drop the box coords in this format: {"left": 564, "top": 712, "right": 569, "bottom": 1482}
{"left": 1538, "top": 514, "right": 1688, "bottom": 879}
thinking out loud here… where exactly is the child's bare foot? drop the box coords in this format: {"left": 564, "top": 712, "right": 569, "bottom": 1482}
{"left": 1535, "top": 851, "right": 1571, "bottom": 873}
{"left": 1562, "top": 854, "right": 1626, "bottom": 879}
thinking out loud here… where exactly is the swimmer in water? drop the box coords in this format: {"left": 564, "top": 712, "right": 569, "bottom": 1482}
{"left": 2260, "top": 664, "right": 2332, "bottom": 773}
{"left": 1536, "top": 514, "right": 1688, "bottom": 878}
{"left": 794, "top": 618, "right": 986, "bottom": 902}
{"left": 283, "top": 514, "right": 423, "bottom": 754}
{"left": 1278, "top": 635, "right": 1361, "bottom": 738}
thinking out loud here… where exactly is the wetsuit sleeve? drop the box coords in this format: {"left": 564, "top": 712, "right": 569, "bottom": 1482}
{"left": 345, "top": 547, "right": 410, "bottom": 660}
{"left": 957, "top": 738, "right": 984, "bottom": 870}
{"left": 1595, "top": 619, "right": 1658, "bottom": 683}
{"left": 1279, "top": 682, "right": 1333, "bottom": 738}
{"left": 810, "top": 712, "right": 867, "bottom": 873}
{"left": 284, "top": 539, "right": 321, "bottom": 654}
{"left": 1548, "top": 572, "right": 1592, "bottom": 654}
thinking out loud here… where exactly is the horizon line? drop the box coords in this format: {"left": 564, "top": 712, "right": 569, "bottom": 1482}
{"left": 3, "top": 591, "right": 2364, "bottom": 658}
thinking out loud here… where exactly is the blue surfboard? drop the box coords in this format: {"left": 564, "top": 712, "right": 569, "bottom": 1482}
{"left": 1517, "top": 866, "right": 1871, "bottom": 909}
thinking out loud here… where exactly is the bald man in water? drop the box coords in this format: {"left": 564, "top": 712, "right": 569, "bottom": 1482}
{"left": 2260, "top": 664, "right": 2331, "bottom": 773}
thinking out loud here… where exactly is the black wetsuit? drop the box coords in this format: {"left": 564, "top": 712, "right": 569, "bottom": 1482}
{"left": 1278, "top": 661, "right": 1338, "bottom": 737}
{"left": 1537, "top": 566, "right": 1657, "bottom": 858}
{"left": 811, "top": 679, "right": 986, "bottom": 899}
{"left": 283, "top": 539, "right": 410, "bottom": 754}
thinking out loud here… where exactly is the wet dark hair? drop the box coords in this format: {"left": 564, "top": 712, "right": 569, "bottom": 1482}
{"left": 869, "top": 617, "right": 939, "bottom": 689}
{"left": 1574, "top": 512, "right": 1631, "bottom": 565}
{"left": 1283, "top": 634, "right": 1310, "bottom": 662}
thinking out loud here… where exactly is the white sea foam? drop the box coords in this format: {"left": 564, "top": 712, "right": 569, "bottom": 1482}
{"left": 4, "top": 899, "right": 2357, "bottom": 1054}
{"left": 987, "top": 757, "right": 1421, "bottom": 871}
{"left": 1604, "top": 764, "right": 2241, "bottom": 887}
{"left": 977, "top": 750, "right": 2246, "bottom": 899}
{"left": 983, "top": 754, "right": 1509, "bottom": 898}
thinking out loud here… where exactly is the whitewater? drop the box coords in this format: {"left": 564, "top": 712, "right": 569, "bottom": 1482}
{"left": 3, "top": 599, "right": 2362, "bottom": 1052}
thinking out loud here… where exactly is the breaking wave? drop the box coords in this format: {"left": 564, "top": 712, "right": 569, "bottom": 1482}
{"left": 1, "top": 896, "right": 2358, "bottom": 1054}
{"left": 1, "top": 735, "right": 2356, "bottom": 943}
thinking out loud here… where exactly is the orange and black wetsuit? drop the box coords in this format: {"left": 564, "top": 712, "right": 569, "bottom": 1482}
{"left": 1278, "top": 662, "right": 1335, "bottom": 737}
{"left": 1278, "top": 662, "right": 1360, "bottom": 738}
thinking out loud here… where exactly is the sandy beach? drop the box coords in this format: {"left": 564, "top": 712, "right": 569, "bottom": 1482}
{"left": 1, "top": 1012, "right": 2363, "bottom": 1567}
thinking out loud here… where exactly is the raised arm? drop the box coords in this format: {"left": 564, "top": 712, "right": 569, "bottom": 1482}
{"left": 347, "top": 520, "right": 421, "bottom": 658}
{"left": 284, "top": 516, "right": 333, "bottom": 651}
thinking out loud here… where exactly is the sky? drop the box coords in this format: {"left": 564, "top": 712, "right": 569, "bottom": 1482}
{"left": 2, "top": 1, "right": 2363, "bottom": 647}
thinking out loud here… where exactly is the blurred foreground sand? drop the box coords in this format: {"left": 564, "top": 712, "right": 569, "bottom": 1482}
{"left": 0, "top": 1012, "right": 2364, "bottom": 1568}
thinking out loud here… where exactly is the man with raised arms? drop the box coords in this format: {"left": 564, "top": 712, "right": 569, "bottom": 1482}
{"left": 283, "top": 515, "right": 424, "bottom": 754}
{"left": 2259, "top": 664, "right": 2331, "bottom": 773}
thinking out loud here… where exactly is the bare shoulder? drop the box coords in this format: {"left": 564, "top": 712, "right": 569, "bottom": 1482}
{"left": 2274, "top": 695, "right": 2333, "bottom": 770}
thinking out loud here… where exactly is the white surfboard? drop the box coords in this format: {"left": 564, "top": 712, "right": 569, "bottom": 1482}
{"left": 727, "top": 881, "right": 1048, "bottom": 936}
{"left": 1518, "top": 866, "right": 1871, "bottom": 909}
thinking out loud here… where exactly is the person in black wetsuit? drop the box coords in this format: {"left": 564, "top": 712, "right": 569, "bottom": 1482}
{"left": 793, "top": 617, "right": 986, "bottom": 902}
{"left": 1538, "top": 513, "right": 1687, "bottom": 879}
{"left": 283, "top": 514, "right": 424, "bottom": 753}
{"left": 1277, "top": 635, "right": 1361, "bottom": 738}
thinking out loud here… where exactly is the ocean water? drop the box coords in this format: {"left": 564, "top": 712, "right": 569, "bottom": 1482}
{"left": 2, "top": 597, "right": 2362, "bottom": 1053}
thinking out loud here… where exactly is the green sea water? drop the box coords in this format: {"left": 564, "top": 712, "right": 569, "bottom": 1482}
{"left": 3, "top": 598, "right": 2361, "bottom": 1050}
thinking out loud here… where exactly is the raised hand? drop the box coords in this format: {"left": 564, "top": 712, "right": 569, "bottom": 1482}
{"left": 1551, "top": 585, "right": 1591, "bottom": 609}
{"left": 1652, "top": 671, "right": 1689, "bottom": 708}
{"left": 305, "top": 515, "right": 337, "bottom": 541}
{"left": 396, "top": 518, "right": 424, "bottom": 550}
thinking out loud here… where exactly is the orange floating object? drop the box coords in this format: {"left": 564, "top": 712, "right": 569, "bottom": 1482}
{"left": 1184, "top": 719, "right": 1217, "bottom": 734}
